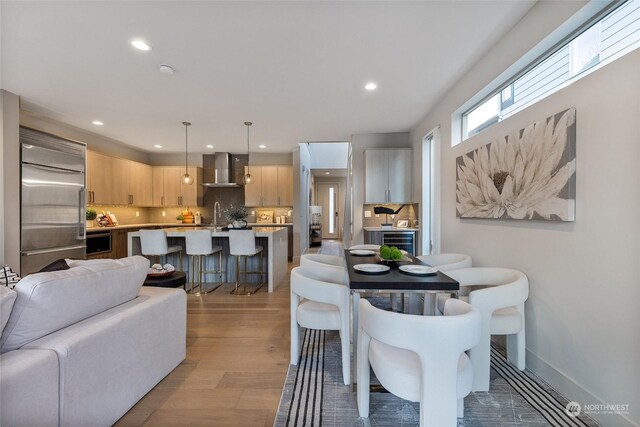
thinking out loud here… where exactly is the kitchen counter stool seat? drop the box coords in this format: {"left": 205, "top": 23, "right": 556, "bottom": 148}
{"left": 139, "top": 229, "right": 183, "bottom": 271}
{"left": 185, "top": 230, "right": 225, "bottom": 296}
{"left": 229, "top": 230, "right": 264, "bottom": 295}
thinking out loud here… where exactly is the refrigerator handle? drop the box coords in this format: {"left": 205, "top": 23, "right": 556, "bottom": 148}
{"left": 79, "top": 189, "right": 86, "bottom": 240}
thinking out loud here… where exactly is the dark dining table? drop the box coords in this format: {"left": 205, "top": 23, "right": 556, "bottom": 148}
{"left": 345, "top": 249, "right": 460, "bottom": 387}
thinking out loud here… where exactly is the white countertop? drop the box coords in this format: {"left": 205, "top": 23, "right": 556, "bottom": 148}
{"left": 128, "top": 226, "right": 288, "bottom": 237}
{"left": 363, "top": 227, "right": 420, "bottom": 231}
{"left": 88, "top": 222, "right": 292, "bottom": 231}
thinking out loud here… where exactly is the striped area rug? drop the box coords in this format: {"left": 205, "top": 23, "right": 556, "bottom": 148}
{"left": 281, "top": 329, "right": 325, "bottom": 427}
{"left": 275, "top": 328, "right": 599, "bottom": 427}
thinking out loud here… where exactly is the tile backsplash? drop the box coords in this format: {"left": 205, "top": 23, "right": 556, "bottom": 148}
{"left": 362, "top": 203, "right": 419, "bottom": 228}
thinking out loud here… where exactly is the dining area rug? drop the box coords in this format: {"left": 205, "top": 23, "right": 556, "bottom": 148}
{"left": 274, "top": 327, "right": 599, "bottom": 427}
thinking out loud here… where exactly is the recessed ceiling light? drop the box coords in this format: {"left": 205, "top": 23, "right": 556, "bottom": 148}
{"left": 206, "top": 144, "right": 214, "bottom": 149}
{"left": 365, "top": 82, "right": 377, "bottom": 91}
{"left": 159, "top": 64, "right": 174, "bottom": 75}
{"left": 92, "top": 120, "right": 104, "bottom": 126}
{"left": 154, "top": 145, "right": 162, "bottom": 149}
{"left": 258, "top": 144, "right": 266, "bottom": 149}
{"left": 131, "top": 39, "right": 152, "bottom": 51}
{"left": 325, "top": 171, "right": 330, "bottom": 175}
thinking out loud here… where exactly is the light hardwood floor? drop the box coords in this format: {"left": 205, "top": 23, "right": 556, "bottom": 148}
{"left": 115, "top": 266, "right": 292, "bottom": 427}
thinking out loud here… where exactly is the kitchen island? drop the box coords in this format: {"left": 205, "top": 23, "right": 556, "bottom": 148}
{"left": 128, "top": 227, "right": 288, "bottom": 292}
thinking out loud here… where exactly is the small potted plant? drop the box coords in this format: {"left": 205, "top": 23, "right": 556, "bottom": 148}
{"left": 176, "top": 213, "right": 184, "bottom": 224}
{"left": 86, "top": 209, "right": 97, "bottom": 228}
{"left": 225, "top": 205, "right": 249, "bottom": 228}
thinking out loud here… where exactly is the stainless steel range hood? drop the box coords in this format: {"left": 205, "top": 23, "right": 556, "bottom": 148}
{"left": 202, "top": 152, "right": 242, "bottom": 187}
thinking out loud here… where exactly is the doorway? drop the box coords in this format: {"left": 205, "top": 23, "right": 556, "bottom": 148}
{"left": 316, "top": 182, "right": 341, "bottom": 239}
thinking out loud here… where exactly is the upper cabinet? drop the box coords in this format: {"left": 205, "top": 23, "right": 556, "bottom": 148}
{"left": 244, "top": 165, "right": 293, "bottom": 207}
{"left": 127, "top": 160, "right": 153, "bottom": 206}
{"left": 364, "top": 149, "right": 412, "bottom": 204}
{"left": 87, "top": 150, "right": 198, "bottom": 207}
{"left": 152, "top": 166, "right": 202, "bottom": 207}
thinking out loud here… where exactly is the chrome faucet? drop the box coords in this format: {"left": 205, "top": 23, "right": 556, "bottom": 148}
{"left": 213, "top": 202, "right": 221, "bottom": 228}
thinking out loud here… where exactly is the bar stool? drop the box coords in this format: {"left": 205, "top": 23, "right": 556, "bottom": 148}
{"left": 139, "top": 229, "right": 183, "bottom": 271}
{"left": 185, "top": 229, "right": 224, "bottom": 296}
{"left": 229, "top": 229, "right": 264, "bottom": 295}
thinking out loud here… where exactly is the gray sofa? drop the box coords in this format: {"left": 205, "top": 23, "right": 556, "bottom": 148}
{"left": 0, "top": 256, "right": 186, "bottom": 427}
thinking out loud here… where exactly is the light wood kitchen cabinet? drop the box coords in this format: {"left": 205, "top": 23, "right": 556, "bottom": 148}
{"left": 87, "top": 151, "right": 113, "bottom": 205}
{"left": 110, "top": 157, "right": 130, "bottom": 205}
{"left": 152, "top": 166, "right": 202, "bottom": 207}
{"left": 277, "top": 166, "right": 293, "bottom": 206}
{"left": 364, "top": 149, "right": 412, "bottom": 203}
{"left": 87, "top": 151, "right": 153, "bottom": 206}
{"left": 180, "top": 166, "right": 202, "bottom": 207}
{"left": 127, "top": 161, "right": 153, "bottom": 206}
{"left": 244, "top": 165, "right": 293, "bottom": 207}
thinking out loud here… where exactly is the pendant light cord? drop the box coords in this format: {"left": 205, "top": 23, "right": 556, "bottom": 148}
{"left": 185, "top": 123, "right": 188, "bottom": 173}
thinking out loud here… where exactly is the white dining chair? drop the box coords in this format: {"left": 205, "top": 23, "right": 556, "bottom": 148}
{"left": 416, "top": 253, "right": 472, "bottom": 314}
{"left": 228, "top": 230, "right": 264, "bottom": 295}
{"left": 416, "top": 253, "right": 472, "bottom": 271}
{"left": 185, "top": 229, "right": 224, "bottom": 295}
{"left": 300, "top": 254, "right": 348, "bottom": 284}
{"left": 290, "top": 266, "right": 351, "bottom": 385}
{"left": 357, "top": 298, "right": 481, "bottom": 427}
{"left": 438, "top": 267, "right": 529, "bottom": 391}
{"left": 139, "top": 229, "right": 183, "bottom": 271}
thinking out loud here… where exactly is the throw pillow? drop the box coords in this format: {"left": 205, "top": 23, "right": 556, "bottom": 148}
{"left": 38, "top": 259, "right": 70, "bottom": 273}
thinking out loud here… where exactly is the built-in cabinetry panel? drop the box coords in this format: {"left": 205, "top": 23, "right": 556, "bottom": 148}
{"left": 244, "top": 165, "right": 293, "bottom": 206}
{"left": 152, "top": 166, "right": 202, "bottom": 207}
{"left": 87, "top": 151, "right": 155, "bottom": 207}
{"left": 364, "top": 149, "right": 412, "bottom": 203}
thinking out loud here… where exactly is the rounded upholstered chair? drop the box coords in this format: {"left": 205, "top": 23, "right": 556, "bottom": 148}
{"left": 290, "top": 266, "right": 351, "bottom": 385}
{"left": 139, "top": 229, "right": 183, "bottom": 271}
{"left": 416, "top": 253, "right": 472, "bottom": 315}
{"left": 416, "top": 253, "right": 472, "bottom": 271}
{"left": 300, "top": 254, "right": 348, "bottom": 285}
{"left": 228, "top": 230, "right": 264, "bottom": 295}
{"left": 357, "top": 298, "right": 481, "bottom": 426}
{"left": 185, "top": 230, "right": 224, "bottom": 295}
{"left": 300, "top": 253, "right": 346, "bottom": 269}
{"left": 438, "top": 267, "right": 529, "bottom": 391}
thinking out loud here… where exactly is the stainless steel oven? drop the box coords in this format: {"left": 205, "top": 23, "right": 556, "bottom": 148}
{"left": 86, "top": 231, "right": 112, "bottom": 256}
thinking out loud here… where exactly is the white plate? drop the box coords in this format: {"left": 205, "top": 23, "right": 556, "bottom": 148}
{"left": 350, "top": 249, "right": 375, "bottom": 256}
{"left": 399, "top": 265, "right": 438, "bottom": 275}
{"left": 353, "top": 264, "right": 390, "bottom": 274}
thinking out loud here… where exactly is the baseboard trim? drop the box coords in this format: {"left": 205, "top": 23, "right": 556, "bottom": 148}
{"left": 526, "top": 349, "right": 636, "bottom": 427}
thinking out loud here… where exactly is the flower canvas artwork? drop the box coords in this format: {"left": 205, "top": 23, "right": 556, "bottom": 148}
{"left": 456, "top": 108, "right": 576, "bottom": 221}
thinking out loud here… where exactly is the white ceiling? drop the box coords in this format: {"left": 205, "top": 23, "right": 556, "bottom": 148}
{"left": 1, "top": 1, "right": 535, "bottom": 154}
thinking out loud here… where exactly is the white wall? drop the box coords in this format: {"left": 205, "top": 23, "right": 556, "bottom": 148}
{"left": 351, "top": 132, "right": 411, "bottom": 245}
{"left": 292, "top": 144, "right": 311, "bottom": 260}
{"left": 308, "top": 142, "right": 349, "bottom": 169}
{"left": 410, "top": 3, "right": 639, "bottom": 425}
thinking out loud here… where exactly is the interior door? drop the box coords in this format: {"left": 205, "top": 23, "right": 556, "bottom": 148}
{"left": 316, "top": 182, "right": 340, "bottom": 239}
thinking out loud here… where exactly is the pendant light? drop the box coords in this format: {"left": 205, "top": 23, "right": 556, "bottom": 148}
{"left": 243, "top": 121, "right": 253, "bottom": 185}
{"left": 181, "top": 121, "right": 193, "bottom": 185}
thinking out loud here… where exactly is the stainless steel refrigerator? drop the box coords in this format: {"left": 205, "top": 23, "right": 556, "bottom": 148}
{"left": 20, "top": 127, "right": 86, "bottom": 275}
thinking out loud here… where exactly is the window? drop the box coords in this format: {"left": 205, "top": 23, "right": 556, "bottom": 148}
{"left": 460, "top": 0, "right": 640, "bottom": 142}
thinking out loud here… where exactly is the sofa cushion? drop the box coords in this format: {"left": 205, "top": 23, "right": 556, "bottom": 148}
{"left": 0, "top": 256, "right": 149, "bottom": 352}
{"left": 0, "top": 287, "right": 17, "bottom": 334}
